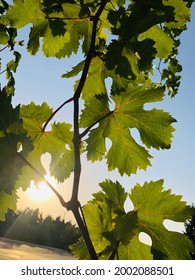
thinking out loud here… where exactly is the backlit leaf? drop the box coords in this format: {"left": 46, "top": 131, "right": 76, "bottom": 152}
{"left": 82, "top": 180, "right": 135, "bottom": 258}
{"left": 130, "top": 180, "right": 195, "bottom": 259}
{"left": 7, "top": 0, "right": 45, "bottom": 28}
{"left": 0, "top": 91, "right": 29, "bottom": 194}
{"left": 76, "top": 179, "right": 194, "bottom": 259}
{"left": 139, "top": 26, "right": 174, "bottom": 59}
{"left": 0, "top": 26, "right": 9, "bottom": 44}
{"left": 70, "top": 238, "right": 90, "bottom": 260}
{"left": 7, "top": 0, "right": 92, "bottom": 58}
{"left": 99, "top": 179, "right": 127, "bottom": 209}
{"left": 81, "top": 86, "right": 176, "bottom": 176}
{"left": 82, "top": 56, "right": 107, "bottom": 100}
{"left": 118, "top": 234, "right": 153, "bottom": 260}
{"left": 16, "top": 102, "right": 74, "bottom": 190}
{"left": 164, "top": 0, "right": 191, "bottom": 29}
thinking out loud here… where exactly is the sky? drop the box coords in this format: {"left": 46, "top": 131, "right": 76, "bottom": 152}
{"left": 1, "top": 2, "right": 195, "bottom": 227}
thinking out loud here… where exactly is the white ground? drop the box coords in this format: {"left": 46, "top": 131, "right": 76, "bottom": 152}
{"left": 0, "top": 237, "right": 76, "bottom": 260}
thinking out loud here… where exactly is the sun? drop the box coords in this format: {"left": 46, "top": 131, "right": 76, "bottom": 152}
{"left": 27, "top": 175, "right": 56, "bottom": 202}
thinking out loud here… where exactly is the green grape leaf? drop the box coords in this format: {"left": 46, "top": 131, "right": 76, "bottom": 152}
{"left": 112, "top": 87, "right": 176, "bottom": 150}
{"left": 99, "top": 179, "right": 127, "bottom": 209}
{"left": 113, "top": 211, "right": 138, "bottom": 245}
{"left": 106, "top": 40, "right": 140, "bottom": 79}
{"left": 7, "top": 0, "right": 45, "bottom": 28}
{"left": 82, "top": 56, "right": 107, "bottom": 101}
{"left": 16, "top": 102, "right": 74, "bottom": 190}
{"left": 130, "top": 180, "right": 195, "bottom": 259}
{"left": 83, "top": 201, "right": 112, "bottom": 254}
{"left": 62, "top": 60, "right": 85, "bottom": 79}
{"left": 70, "top": 238, "right": 91, "bottom": 260}
{"left": 164, "top": 0, "right": 191, "bottom": 29}
{"left": 0, "top": 91, "right": 29, "bottom": 194}
{"left": 105, "top": 0, "right": 190, "bottom": 83}
{"left": 139, "top": 25, "right": 174, "bottom": 59}
{"left": 106, "top": 127, "right": 151, "bottom": 175}
{"left": 80, "top": 93, "right": 110, "bottom": 128}
{"left": 82, "top": 180, "right": 138, "bottom": 258}
{"left": 81, "top": 86, "right": 176, "bottom": 176}
{"left": 6, "top": 51, "right": 21, "bottom": 73}
{"left": 73, "top": 179, "right": 194, "bottom": 259}
{"left": 118, "top": 235, "right": 153, "bottom": 260}
{"left": 27, "top": 22, "right": 47, "bottom": 55}
{"left": 0, "top": 25, "right": 9, "bottom": 44}
{"left": 80, "top": 94, "right": 109, "bottom": 161}
{"left": 7, "top": 0, "right": 92, "bottom": 58}
{"left": 2, "top": 51, "right": 21, "bottom": 96}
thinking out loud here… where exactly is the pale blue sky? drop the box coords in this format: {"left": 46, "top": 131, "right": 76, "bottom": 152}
{"left": 1, "top": 3, "right": 195, "bottom": 222}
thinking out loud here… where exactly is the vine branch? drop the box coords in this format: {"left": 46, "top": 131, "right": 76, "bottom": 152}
{"left": 71, "top": 0, "right": 110, "bottom": 202}
{"left": 67, "top": 0, "right": 110, "bottom": 260}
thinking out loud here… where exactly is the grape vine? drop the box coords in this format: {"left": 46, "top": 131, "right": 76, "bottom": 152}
{"left": 0, "top": 0, "right": 195, "bottom": 259}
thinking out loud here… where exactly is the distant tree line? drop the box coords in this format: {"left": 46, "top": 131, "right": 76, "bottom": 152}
{"left": 0, "top": 208, "right": 81, "bottom": 251}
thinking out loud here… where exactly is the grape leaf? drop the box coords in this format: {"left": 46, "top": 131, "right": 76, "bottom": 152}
{"left": 16, "top": 102, "right": 74, "bottom": 190}
{"left": 7, "top": 0, "right": 92, "bottom": 58}
{"left": 72, "top": 179, "right": 194, "bottom": 259}
{"left": 106, "top": 126, "right": 151, "bottom": 176}
{"left": 70, "top": 238, "right": 91, "bottom": 260}
{"left": 62, "top": 60, "right": 85, "bottom": 79}
{"left": 62, "top": 57, "right": 107, "bottom": 98}
{"left": 164, "top": 0, "right": 191, "bottom": 29}
{"left": 99, "top": 179, "right": 127, "bottom": 209}
{"left": 81, "top": 180, "right": 138, "bottom": 259}
{"left": 7, "top": 0, "right": 45, "bottom": 28}
{"left": 0, "top": 91, "right": 29, "bottom": 194}
{"left": 82, "top": 180, "right": 127, "bottom": 255}
{"left": 80, "top": 94, "right": 109, "bottom": 161}
{"left": 105, "top": 0, "right": 191, "bottom": 85}
{"left": 118, "top": 235, "right": 153, "bottom": 260}
{"left": 113, "top": 211, "right": 138, "bottom": 245}
{"left": 106, "top": 40, "right": 140, "bottom": 79}
{"left": 81, "top": 86, "right": 176, "bottom": 176}
{"left": 139, "top": 25, "right": 174, "bottom": 59}
{"left": 0, "top": 25, "right": 9, "bottom": 44}
{"left": 1, "top": 51, "right": 21, "bottom": 96}
{"left": 130, "top": 180, "right": 195, "bottom": 259}
{"left": 83, "top": 200, "right": 112, "bottom": 254}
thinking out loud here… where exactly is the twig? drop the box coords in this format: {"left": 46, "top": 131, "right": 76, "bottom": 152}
{"left": 42, "top": 96, "right": 74, "bottom": 132}
{"left": 156, "top": 59, "right": 163, "bottom": 85}
{"left": 80, "top": 110, "right": 114, "bottom": 139}
{"left": 108, "top": 240, "right": 120, "bottom": 260}
{"left": 47, "top": 16, "right": 90, "bottom": 21}
{"left": 0, "top": 44, "right": 9, "bottom": 52}
{"left": 0, "top": 69, "right": 7, "bottom": 75}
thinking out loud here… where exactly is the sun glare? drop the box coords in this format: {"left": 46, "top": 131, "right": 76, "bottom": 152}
{"left": 27, "top": 176, "right": 56, "bottom": 202}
